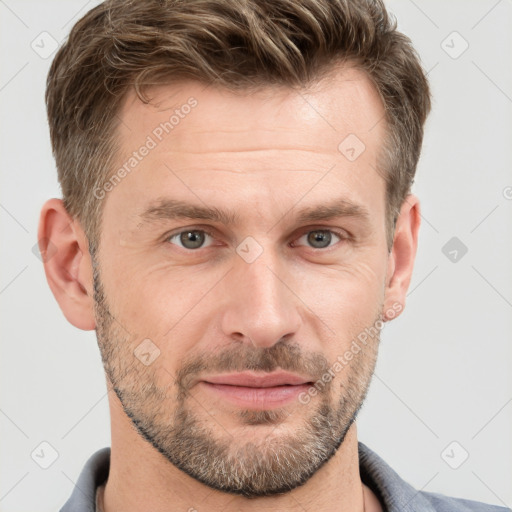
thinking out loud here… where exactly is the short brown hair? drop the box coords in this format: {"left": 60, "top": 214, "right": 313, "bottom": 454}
{"left": 46, "top": 0, "right": 431, "bottom": 252}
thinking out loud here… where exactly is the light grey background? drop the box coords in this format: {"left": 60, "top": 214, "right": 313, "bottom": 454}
{"left": 1, "top": 1, "right": 511, "bottom": 511}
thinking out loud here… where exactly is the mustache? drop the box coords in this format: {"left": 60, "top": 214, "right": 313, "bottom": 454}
{"left": 176, "top": 339, "right": 331, "bottom": 393}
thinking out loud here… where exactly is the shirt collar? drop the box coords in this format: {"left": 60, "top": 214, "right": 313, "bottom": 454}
{"left": 358, "top": 441, "right": 436, "bottom": 512}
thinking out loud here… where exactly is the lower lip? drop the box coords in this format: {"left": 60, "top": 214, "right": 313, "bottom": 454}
{"left": 200, "top": 382, "right": 311, "bottom": 409}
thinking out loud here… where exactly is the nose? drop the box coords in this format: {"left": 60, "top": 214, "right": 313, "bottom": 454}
{"left": 219, "top": 247, "right": 302, "bottom": 348}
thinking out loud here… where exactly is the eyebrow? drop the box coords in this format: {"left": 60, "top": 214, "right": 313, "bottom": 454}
{"left": 139, "top": 197, "right": 370, "bottom": 227}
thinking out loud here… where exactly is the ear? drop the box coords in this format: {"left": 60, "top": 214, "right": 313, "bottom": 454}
{"left": 382, "top": 194, "right": 421, "bottom": 321}
{"left": 37, "top": 198, "right": 96, "bottom": 330}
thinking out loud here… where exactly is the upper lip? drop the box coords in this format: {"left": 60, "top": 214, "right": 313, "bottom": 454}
{"left": 202, "top": 371, "right": 313, "bottom": 388}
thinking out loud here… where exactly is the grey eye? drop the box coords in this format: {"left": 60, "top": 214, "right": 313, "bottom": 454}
{"left": 297, "top": 230, "right": 341, "bottom": 249}
{"left": 168, "top": 230, "right": 213, "bottom": 250}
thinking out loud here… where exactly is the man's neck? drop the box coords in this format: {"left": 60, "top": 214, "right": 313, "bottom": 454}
{"left": 97, "top": 477, "right": 383, "bottom": 512}
{"left": 101, "top": 411, "right": 380, "bottom": 512}
{"left": 97, "top": 480, "right": 382, "bottom": 512}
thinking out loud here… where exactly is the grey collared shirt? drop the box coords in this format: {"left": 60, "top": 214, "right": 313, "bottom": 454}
{"left": 60, "top": 442, "right": 510, "bottom": 512}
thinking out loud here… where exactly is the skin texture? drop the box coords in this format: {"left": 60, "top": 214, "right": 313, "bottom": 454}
{"left": 39, "top": 65, "right": 420, "bottom": 512}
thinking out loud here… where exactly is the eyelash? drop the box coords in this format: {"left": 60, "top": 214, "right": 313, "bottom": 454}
{"left": 164, "top": 227, "right": 350, "bottom": 251}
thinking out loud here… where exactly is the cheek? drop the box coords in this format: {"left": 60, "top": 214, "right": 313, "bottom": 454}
{"left": 300, "top": 258, "right": 386, "bottom": 321}
{"left": 293, "top": 257, "right": 387, "bottom": 373}
{"left": 102, "top": 257, "right": 226, "bottom": 354}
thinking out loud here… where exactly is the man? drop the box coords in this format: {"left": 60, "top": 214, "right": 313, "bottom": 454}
{"left": 37, "top": 0, "right": 508, "bottom": 511}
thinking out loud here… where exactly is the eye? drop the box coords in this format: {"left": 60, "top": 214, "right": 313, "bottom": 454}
{"left": 167, "top": 229, "right": 214, "bottom": 250}
{"left": 165, "top": 227, "right": 347, "bottom": 252}
{"left": 294, "top": 229, "right": 345, "bottom": 249}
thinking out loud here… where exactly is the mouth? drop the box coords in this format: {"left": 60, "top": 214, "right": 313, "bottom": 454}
{"left": 200, "top": 371, "right": 314, "bottom": 409}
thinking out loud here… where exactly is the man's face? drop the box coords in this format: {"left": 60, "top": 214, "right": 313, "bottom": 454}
{"left": 93, "top": 67, "right": 392, "bottom": 497}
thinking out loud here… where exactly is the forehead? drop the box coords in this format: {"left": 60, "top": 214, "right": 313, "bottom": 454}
{"left": 104, "top": 65, "right": 387, "bottom": 231}
{"left": 118, "top": 65, "right": 385, "bottom": 155}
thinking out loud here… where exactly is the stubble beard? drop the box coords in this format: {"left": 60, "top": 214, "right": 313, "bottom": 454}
{"left": 92, "top": 260, "right": 381, "bottom": 497}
